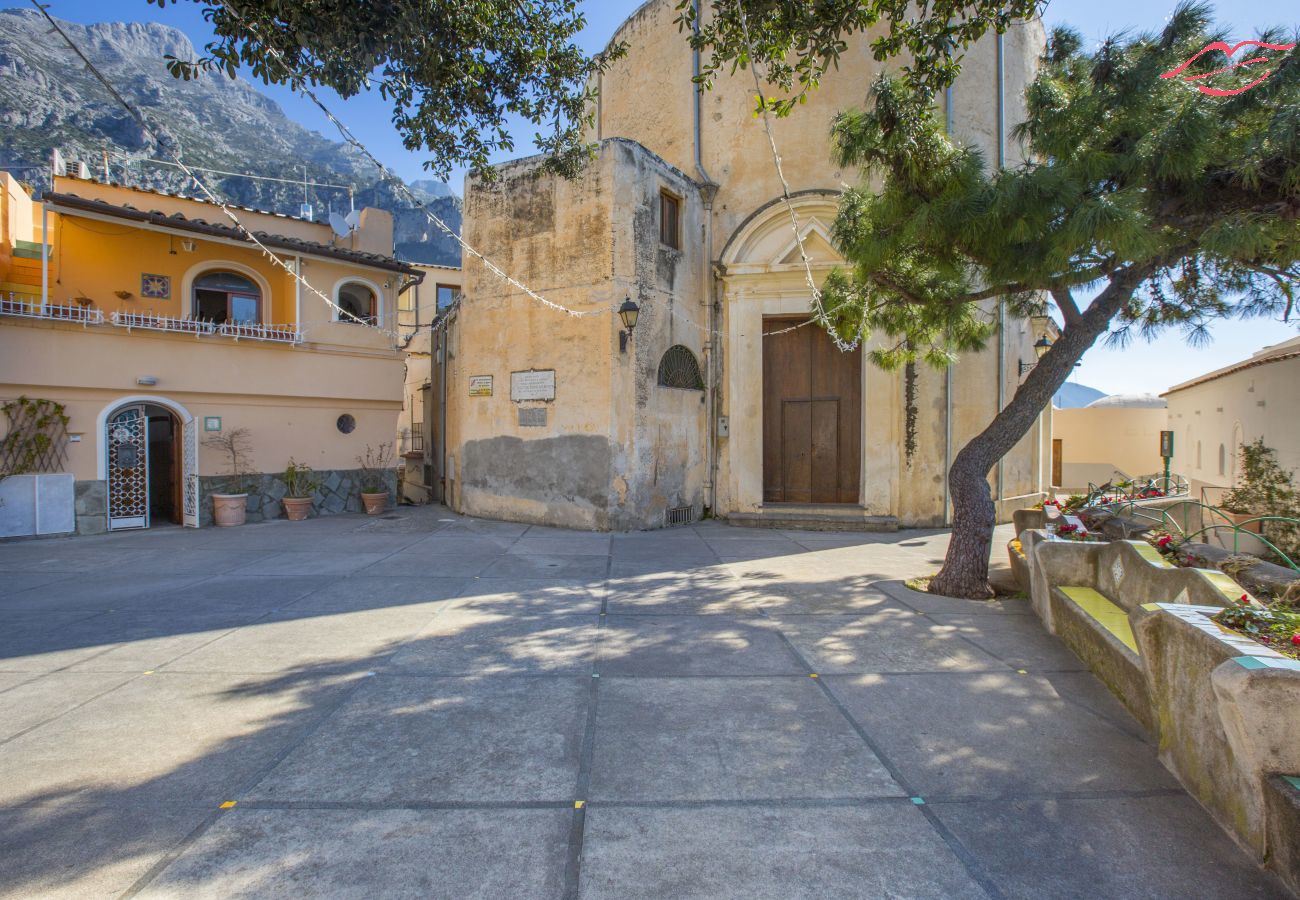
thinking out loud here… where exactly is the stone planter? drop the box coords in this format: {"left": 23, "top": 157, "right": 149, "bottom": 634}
{"left": 361, "top": 492, "right": 388, "bottom": 516}
{"left": 1012, "top": 507, "right": 1047, "bottom": 536}
{"left": 212, "top": 493, "right": 248, "bottom": 527}
{"left": 282, "top": 496, "right": 313, "bottom": 521}
{"left": 1133, "top": 602, "right": 1300, "bottom": 884}
{"left": 1007, "top": 538, "right": 1031, "bottom": 593}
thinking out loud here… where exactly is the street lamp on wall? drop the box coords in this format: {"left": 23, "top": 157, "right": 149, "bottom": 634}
{"left": 1018, "top": 336, "right": 1053, "bottom": 376}
{"left": 618, "top": 297, "right": 640, "bottom": 354}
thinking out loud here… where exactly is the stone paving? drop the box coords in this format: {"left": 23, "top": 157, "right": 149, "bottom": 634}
{"left": 0, "top": 506, "right": 1290, "bottom": 899}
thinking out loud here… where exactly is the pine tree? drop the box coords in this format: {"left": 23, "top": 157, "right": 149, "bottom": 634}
{"left": 822, "top": 2, "right": 1300, "bottom": 597}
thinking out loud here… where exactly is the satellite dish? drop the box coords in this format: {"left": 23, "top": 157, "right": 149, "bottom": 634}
{"left": 328, "top": 211, "right": 351, "bottom": 238}
{"left": 344, "top": 209, "right": 361, "bottom": 230}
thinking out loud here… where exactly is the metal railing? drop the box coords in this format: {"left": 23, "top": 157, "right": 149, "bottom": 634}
{"left": 1102, "top": 497, "right": 1299, "bottom": 572}
{"left": 0, "top": 292, "right": 104, "bottom": 324}
{"left": 1084, "top": 471, "right": 1190, "bottom": 507}
{"left": 111, "top": 312, "right": 301, "bottom": 344}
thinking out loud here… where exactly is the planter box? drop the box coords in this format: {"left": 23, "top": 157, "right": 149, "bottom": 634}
{"left": 0, "top": 473, "right": 75, "bottom": 538}
{"left": 1134, "top": 603, "right": 1300, "bottom": 880}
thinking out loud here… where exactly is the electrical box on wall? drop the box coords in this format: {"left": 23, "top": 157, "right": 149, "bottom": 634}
{"left": 716, "top": 416, "right": 729, "bottom": 438}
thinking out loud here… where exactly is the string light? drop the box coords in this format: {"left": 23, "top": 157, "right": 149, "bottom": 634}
{"left": 31, "top": 1, "right": 395, "bottom": 336}
{"left": 735, "top": 4, "right": 864, "bottom": 353}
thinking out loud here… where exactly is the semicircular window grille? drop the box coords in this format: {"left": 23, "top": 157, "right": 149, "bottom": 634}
{"left": 657, "top": 345, "right": 705, "bottom": 391}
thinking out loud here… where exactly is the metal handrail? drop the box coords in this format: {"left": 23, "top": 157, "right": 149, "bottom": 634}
{"left": 1102, "top": 497, "right": 1299, "bottom": 572}
{"left": 1085, "top": 472, "right": 1190, "bottom": 507}
{"left": 0, "top": 292, "right": 104, "bottom": 324}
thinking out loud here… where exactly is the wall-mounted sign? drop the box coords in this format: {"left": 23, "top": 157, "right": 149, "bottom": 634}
{"left": 204, "top": 416, "right": 222, "bottom": 432}
{"left": 518, "top": 408, "right": 547, "bottom": 427}
{"left": 511, "top": 369, "right": 555, "bottom": 402}
{"left": 469, "top": 375, "right": 493, "bottom": 397}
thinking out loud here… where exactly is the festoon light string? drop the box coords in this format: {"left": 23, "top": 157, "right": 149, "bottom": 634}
{"left": 30, "top": 1, "right": 391, "bottom": 335}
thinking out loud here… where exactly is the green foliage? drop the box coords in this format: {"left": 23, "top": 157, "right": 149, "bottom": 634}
{"left": 0, "top": 397, "right": 70, "bottom": 478}
{"left": 202, "top": 427, "right": 257, "bottom": 495}
{"left": 678, "top": 0, "right": 1037, "bottom": 117}
{"left": 282, "top": 458, "right": 320, "bottom": 499}
{"left": 356, "top": 443, "right": 394, "bottom": 494}
{"left": 148, "top": 0, "right": 625, "bottom": 180}
{"left": 1219, "top": 439, "right": 1300, "bottom": 562}
{"left": 1214, "top": 600, "right": 1300, "bottom": 658}
{"left": 823, "top": 1, "right": 1300, "bottom": 368}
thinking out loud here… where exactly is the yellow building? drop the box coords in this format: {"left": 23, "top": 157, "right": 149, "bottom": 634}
{"left": 433, "top": 2, "right": 1052, "bottom": 531}
{"left": 1051, "top": 395, "right": 1169, "bottom": 493}
{"left": 0, "top": 170, "right": 421, "bottom": 535}
{"left": 397, "top": 263, "right": 461, "bottom": 503}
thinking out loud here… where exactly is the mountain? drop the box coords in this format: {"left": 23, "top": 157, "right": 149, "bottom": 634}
{"left": 0, "top": 8, "right": 461, "bottom": 266}
{"left": 1053, "top": 382, "right": 1107, "bottom": 409}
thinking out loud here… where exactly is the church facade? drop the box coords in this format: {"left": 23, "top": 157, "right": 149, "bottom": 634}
{"left": 433, "top": 1, "right": 1052, "bottom": 531}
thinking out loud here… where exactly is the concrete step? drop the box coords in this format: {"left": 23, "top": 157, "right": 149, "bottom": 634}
{"left": 726, "top": 505, "right": 899, "bottom": 533}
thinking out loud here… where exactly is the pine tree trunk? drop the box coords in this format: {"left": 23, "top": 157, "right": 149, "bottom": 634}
{"left": 928, "top": 272, "right": 1150, "bottom": 598}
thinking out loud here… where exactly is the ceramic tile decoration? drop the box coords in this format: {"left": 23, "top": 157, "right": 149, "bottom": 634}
{"left": 1111, "top": 557, "right": 1125, "bottom": 588}
{"left": 140, "top": 273, "right": 171, "bottom": 299}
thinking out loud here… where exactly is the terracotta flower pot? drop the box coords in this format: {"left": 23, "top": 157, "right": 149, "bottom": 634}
{"left": 361, "top": 492, "right": 388, "bottom": 516}
{"left": 282, "top": 496, "right": 313, "bottom": 521}
{"left": 212, "top": 493, "right": 248, "bottom": 527}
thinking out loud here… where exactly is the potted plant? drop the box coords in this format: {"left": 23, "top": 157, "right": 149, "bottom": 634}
{"left": 202, "top": 428, "right": 256, "bottom": 527}
{"left": 281, "top": 458, "right": 319, "bottom": 521}
{"left": 1218, "top": 440, "right": 1299, "bottom": 559}
{"left": 357, "top": 442, "right": 393, "bottom": 515}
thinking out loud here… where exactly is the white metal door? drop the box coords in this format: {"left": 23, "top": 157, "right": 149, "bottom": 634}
{"left": 107, "top": 405, "right": 149, "bottom": 530}
{"left": 182, "top": 416, "right": 199, "bottom": 528}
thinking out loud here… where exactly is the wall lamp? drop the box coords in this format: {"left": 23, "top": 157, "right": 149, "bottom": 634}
{"left": 1018, "top": 336, "right": 1053, "bottom": 376}
{"left": 618, "top": 297, "right": 640, "bottom": 354}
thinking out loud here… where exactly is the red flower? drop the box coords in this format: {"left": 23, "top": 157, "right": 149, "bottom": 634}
{"left": 1241, "top": 594, "right": 1249, "bottom": 603}
{"left": 1291, "top": 634, "right": 1300, "bottom": 647}
{"left": 1157, "top": 535, "right": 1172, "bottom": 547}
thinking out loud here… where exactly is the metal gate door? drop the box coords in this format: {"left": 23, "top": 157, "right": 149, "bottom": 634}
{"left": 107, "top": 405, "right": 149, "bottom": 530}
{"left": 182, "top": 415, "right": 199, "bottom": 528}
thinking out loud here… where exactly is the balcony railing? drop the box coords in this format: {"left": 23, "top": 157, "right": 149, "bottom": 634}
{"left": 0, "top": 293, "right": 104, "bottom": 324}
{"left": 110, "top": 312, "right": 302, "bottom": 344}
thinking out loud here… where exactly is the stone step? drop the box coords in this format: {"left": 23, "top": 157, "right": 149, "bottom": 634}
{"left": 726, "top": 505, "right": 899, "bottom": 533}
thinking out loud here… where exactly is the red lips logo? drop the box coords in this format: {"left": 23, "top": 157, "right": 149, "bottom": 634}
{"left": 1160, "top": 40, "right": 1296, "bottom": 96}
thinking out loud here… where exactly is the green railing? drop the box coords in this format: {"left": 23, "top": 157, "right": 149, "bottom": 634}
{"left": 1084, "top": 471, "right": 1190, "bottom": 508}
{"left": 1101, "top": 497, "right": 1300, "bottom": 572}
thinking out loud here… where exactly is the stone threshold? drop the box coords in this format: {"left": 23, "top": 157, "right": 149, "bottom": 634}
{"left": 726, "top": 505, "right": 899, "bottom": 533}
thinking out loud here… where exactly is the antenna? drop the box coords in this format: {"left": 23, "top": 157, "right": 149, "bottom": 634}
{"left": 328, "top": 211, "right": 351, "bottom": 239}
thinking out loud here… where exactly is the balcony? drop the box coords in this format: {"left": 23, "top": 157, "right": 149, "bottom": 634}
{"left": 0, "top": 295, "right": 300, "bottom": 345}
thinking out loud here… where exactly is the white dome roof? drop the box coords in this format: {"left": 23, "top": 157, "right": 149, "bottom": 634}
{"left": 1086, "top": 393, "right": 1167, "bottom": 409}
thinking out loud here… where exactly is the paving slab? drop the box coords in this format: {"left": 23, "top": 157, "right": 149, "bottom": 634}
{"left": 925, "top": 613, "right": 1091, "bottom": 672}
{"left": 135, "top": 807, "right": 572, "bottom": 899}
{"left": 877, "top": 580, "right": 1033, "bottom": 616}
{"left": 387, "top": 609, "right": 600, "bottom": 675}
{"left": 451, "top": 577, "right": 604, "bottom": 616}
{"left": 479, "top": 552, "right": 610, "bottom": 579}
{"left": 929, "top": 794, "right": 1291, "bottom": 900}
{"left": 0, "top": 570, "right": 76, "bottom": 597}
{"left": 599, "top": 615, "right": 805, "bottom": 676}
{"left": 0, "top": 572, "right": 211, "bottom": 613}
{"left": 589, "top": 677, "right": 902, "bottom": 801}
{"left": 251, "top": 675, "right": 586, "bottom": 803}
{"left": 282, "top": 575, "right": 469, "bottom": 614}
{"left": 771, "top": 610, "right": 1008, "bottom": 674}
{"left": 580, "top": 804, "right": 989, "bottom": 900}
{"left": 0, "top": 670, "right": 360, "bottom": 806}
{"left": 741, "top": 578, "right": 905, "bottom": 615}
{"left": 0, "top": 803, "right": 210, "bottom": 900}
{"left": 0, "top": 672, "right": 136, "bottom": 741}
{"left": 230, "top": 550, "right": 395, "bottom": 578}
{"left": 825, "top": 672, "right": 1180, "bottom": 799}
{"left": 604, "top": 571, "right": 755, "bottom": 616}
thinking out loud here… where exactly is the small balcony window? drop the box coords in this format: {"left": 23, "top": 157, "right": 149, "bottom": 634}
{"left": 193, "top": 271, "right": 260, "bottom": 325}
{"left": 337, "top": 282, "right": 378, "bottom": 326}
{"left": 436, "top": 284, "right": 460, "bottom": 311}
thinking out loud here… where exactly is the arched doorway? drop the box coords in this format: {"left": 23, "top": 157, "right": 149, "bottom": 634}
{"left": 103, "top": 398, "right": 198, "bottom": 530}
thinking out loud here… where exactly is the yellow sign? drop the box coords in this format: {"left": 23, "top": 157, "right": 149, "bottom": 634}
{"left": 469, "top": 375, "right": 493, "bottom": 397}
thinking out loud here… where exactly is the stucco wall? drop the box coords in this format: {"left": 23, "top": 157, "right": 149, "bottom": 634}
{"left": 1053, "top": 406, "right": 1168, "bottom": 492}
{"left": 1165, "top": 343, "right": 1300, "bottom": 503}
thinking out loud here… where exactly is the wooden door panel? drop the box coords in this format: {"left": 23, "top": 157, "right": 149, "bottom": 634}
{"left": 810, "top": 399, "right": 840, "bottom": 503}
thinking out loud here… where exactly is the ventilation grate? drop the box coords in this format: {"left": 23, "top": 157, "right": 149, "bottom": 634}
{"left": 665, "top": 505, "right": 696, "bottom": 527}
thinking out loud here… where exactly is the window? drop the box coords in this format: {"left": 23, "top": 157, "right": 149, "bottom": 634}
{"left": 1218, "top": 444, "right": 1226, "bottom": 476}
{"left": 337, "top": 282, "right": 378, "bottom": 325}
{"left": 1196, "top": 440, "right": 1202, "bottom": 470}
{"left": 657, "top": 345, "right": 704, "bottom": 390}
{"left": 436, "top": 284, "right": 460, "bottom": 311}
{"left": 659, "top": 190, "right": 680, "bottom": 249}
{"left": 193, "top": 271, "right": 260, "bottom": 325}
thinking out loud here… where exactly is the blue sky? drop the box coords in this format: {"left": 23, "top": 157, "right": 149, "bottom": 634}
{"left": 5, "top": 0, "right": 1298, "bottom": 394}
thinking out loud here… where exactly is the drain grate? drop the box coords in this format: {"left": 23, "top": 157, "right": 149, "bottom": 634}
{"left": 664, "top": 505, "right": 696, "bottom": 527}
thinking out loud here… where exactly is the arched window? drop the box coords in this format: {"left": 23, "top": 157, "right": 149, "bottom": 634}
{"left": 1218, "top": 444, "right": 1226, "bottom": 476}
{"left": 193, "top": 271, "right": 260, "bottom": 324}
{"left": 337, "top": 282, "right": 378, "bottom": 326}
{"left": 657, "top": 345, "right": 704, "bottom": 390}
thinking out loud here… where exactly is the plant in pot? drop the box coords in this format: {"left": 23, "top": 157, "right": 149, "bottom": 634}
{"left": 357, "top": 442, "right": 393, "bottom": 515}
{"left": 281, "top": 458, "right": 319, "bottom": 521}
{"left": 1219, "top": 440, "right": 1300, "bottom": 562}
{"left": 202, "top": 428, "right": 256, "bottom": 527}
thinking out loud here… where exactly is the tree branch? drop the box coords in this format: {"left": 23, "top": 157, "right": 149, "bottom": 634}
{"left": 1050, "top": 286, "right": 1082, "bottom": 324}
